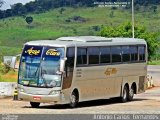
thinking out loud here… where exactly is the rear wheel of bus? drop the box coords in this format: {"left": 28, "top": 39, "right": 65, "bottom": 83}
{"left": 121, "top": 85, "right": 129, "bottom": 103}
{"left": 128, "top": 85, "right": 135, "bottom": 101}
{"left": 30, "top": 102, "right": 40, "bottom": 108}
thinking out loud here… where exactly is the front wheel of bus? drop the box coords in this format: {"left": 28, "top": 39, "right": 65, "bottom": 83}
{"left": 121, "top": 86, "right": 128, "bottom": 103}
{"left": 69, "top": 92, "right": 79, "bottom": 108}
{"left": 30, "top": 102, "right": 40, "bottom": 108}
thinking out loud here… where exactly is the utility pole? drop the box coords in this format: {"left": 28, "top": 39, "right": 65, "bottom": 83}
{"left": 132, "top": 0, "right": 135, "bottom": 38}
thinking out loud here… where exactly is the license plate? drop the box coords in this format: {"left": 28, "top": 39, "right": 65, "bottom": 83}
{"left": 33, "top": 96, "right": 41, "bottom": 100}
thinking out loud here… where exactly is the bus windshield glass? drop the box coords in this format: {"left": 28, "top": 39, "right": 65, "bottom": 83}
{"left": 18, "top": 45, "right": 64, "bottom": 88}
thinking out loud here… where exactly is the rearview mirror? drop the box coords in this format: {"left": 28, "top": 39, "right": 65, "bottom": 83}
{"left": 60, "top": 58, "right": 67, "bottom": 72}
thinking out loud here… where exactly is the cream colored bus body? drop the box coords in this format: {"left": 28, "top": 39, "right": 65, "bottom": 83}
{"left": 18, "top": 36, "right": 147, "bottom": 105}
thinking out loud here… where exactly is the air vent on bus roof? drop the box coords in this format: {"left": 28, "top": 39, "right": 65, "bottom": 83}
{"left": 86, "top": 40, "right": 112, "bottom": 42}
{"left": 56, "top": 36, "right": 112, "bottom": 42}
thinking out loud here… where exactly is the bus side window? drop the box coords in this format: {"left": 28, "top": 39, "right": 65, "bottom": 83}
{"left": 77, "top": 48, "right": 87, "bottom": 65}
{"left": 122, "top": 46, "right": 130, "bottom": 62}
{"left": 130, "top": 46, "right": 138, "bottom": 62}
{"left": 100, "top": 47, "right": 111, "bottom": 64}
{"left": 88, "top": 47, "right": 99, "bottom": 65}
{"left": 111, "top": 46, "right": 122, "bottom": 63}
{"left": 139, "top": 46, "right": 145, "bottom": 61}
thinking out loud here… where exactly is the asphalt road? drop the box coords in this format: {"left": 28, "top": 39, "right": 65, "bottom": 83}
{"left": 0, "top": 86, "right": 160, "bottom": 114}
{"left": 148, "top": 65, "right": 160, "bottom": 86}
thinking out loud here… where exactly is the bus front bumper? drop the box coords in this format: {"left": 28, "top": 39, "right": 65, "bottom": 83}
{"left": 18, "top": 92, "right": 63, "bottom": 103}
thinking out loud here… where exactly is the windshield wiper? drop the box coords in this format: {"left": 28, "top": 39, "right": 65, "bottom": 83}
{"left": 35, "top": 67, "right": 39, "bottom": 77}
{"left": 42, "top": 75, "right": 49, "bottom": 88}
{"left": 40, "top": 67, "right": 49, "bottom": 88}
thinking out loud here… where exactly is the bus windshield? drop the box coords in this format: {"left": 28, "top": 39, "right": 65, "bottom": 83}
{"left": 18, "top": 45, "right": 64, "bottom": 88}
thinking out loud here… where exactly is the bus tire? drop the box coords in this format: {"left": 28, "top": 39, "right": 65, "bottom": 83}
{"left": 128, "top": 86, "right": 134, "bottom": 101}
{"left": 69, "top": 91, "right": 79, "bottom": 108}
{"left": 30, "top": 102, "right": 40, "bottom": 108}
{"left": 121, "top": 86, "right": 128, "bottom": 103}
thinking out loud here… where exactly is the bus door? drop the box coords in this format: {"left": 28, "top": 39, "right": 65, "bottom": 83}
{"left": 62, "top": 47, "right": 75, "bottom": 90}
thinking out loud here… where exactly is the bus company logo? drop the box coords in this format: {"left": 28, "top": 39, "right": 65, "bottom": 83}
{"left": 46, "top": 49, "right": 60, "bottom": 56}
{"left": 25, "top": 47, "right": 40, "bottom": 55}
{"left": 104, "top": 68, "right": 117, "bottom": 76}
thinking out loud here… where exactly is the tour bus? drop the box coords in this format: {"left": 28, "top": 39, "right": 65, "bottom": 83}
{"left": 17, "top": 36, "right": 147, "bottom": 108}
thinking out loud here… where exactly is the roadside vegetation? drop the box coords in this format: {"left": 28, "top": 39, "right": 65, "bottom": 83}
{"left": 0, "top": 6, "right": 159, "bottom": 56}
{"left": 100, "top": 22, "right": 160, "bottom": 60}
{"left": 148, "top": 60, "right": 160, "bottom": 65}
{"left": 1, "top": 0, "right": 159, "bottom": 19}
{"left": 0, "top": 63, "right": 17, "bottom": 82}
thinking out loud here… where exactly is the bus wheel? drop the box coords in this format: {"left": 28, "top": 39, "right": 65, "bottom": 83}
{"left": 121, "top": 86, "right": 128, "bottom": 103}
{"left": 69, "top": 91, "right": 79, "bottom": 108}
{"left": 128, "top": 86, "right": 134, "bottom": 101}
{"left": 30, "top": 102, "right": 40, "bottom": 108}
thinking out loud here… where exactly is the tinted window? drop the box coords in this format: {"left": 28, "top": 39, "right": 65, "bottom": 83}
{"left": 111, "top": 46, "right": 122, "bottom": 63}
{"left": 77, "top": 48, "right": 87, "bottom": 65}
{"left": 139, "top": 46, "right": 145, "bottom": 61}
{"left": 66, "top": 47, "right": 75, "bottom": 68}
{"left": 100, "top": 47, "right": 111, "bottom": 63}
{"left": 130, "top": 46, "right": 138, "bottom": 61}
{"left": 122, "top": 46, "right": 130, "bottom": 62}
{"left": 88, "top": 47, "right": 99, "bottom": 64}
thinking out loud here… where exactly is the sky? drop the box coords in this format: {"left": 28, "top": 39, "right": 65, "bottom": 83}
{"left": 1, "top": 0, "right": 35, "bottom": 10}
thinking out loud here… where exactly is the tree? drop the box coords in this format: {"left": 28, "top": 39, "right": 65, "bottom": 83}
{"left": 100, "top": 22, "right": 159, "bottom": 60}
{"left": 5, "top": 9, "right": 13, "bottom": 17}
{"left": 11, "top": 3, "right": 26, "bottom": 15}
{"left": 0, "top": 0, "right": 4, "bottom": 8}
{"left": 25, "top": 16, "right": 33, "bottom": 24}
{"left": 150, "top": 5, "right": 157, "bottom": 13}
{"left": 59, "top": 8, "right": 65, "bottom": 14}
{"left": 0, "top": 10, "right": 4, "bottom": 18}
{"left": 25, "top": 1, "right": 37, "bottom": 13}
{"left": 109, "top": 11, "right": 114, "bottom": 18}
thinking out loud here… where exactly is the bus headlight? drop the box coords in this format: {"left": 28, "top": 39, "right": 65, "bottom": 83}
{"left": 49, "top": 90, "right": 60, "bottom": 95}
{"left": 19, "top": 88, "right": 24, "bottom": 92}
{"left": 49, "top": 81, "right": 61, "bottom": 87}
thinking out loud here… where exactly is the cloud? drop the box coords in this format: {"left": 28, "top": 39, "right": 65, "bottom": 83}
{"left": 1, "top": 0, "right": 35, "bottom": 10}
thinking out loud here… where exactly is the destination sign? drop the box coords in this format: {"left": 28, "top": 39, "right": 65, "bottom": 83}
{"left": 23, "top": 46, "right": 43, "bottom": 57}
{"left": 46, "top": 49, "right": 60, "bottom": 56}
{"left": 25, "top": 47, "right": 41, "bottom": 55}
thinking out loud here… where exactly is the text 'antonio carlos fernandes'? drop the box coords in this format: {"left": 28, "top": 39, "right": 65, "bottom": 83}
{"left": 93, "top": 114, "right": 159, "bottom": 120}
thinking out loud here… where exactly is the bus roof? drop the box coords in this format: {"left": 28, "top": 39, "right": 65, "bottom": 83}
{"left": 56, "top": 36, "right": 112, "bottom": 42}
{"left": 25, "top": 36, "right": 147, "bottom": 47}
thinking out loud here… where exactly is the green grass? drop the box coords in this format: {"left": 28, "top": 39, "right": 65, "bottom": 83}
{"left": 148, "top": 60, "right": 160, "bottom": 65}
{"left": 0, "top": 7, "right": 160, "bottom": 57}
{"left": 0, "top": 71, "right": 18, "bottom": 82}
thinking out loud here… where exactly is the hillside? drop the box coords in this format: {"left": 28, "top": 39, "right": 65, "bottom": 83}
{"left": 0, "top": 6, "right": 160, "bottom": 58}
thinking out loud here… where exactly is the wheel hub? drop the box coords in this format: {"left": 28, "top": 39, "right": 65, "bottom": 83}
{"left": 71, "top": 95, "right": 76, "bottom": 103}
